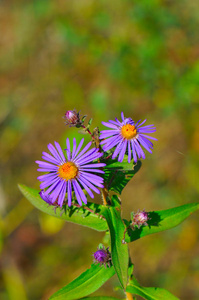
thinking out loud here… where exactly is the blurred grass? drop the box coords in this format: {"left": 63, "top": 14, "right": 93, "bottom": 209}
{"left": 0, "top": 0, "right": 199, "bottom": 299}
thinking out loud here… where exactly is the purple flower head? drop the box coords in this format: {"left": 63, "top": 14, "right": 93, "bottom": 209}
{"left": 100, "top": 112, "right": 157, "bottom": 163}
{"left": 64, "top": 109, "right": 81, "bottom": 127}
{"left": 131, "top": 209, "right": 149, "bottom": 230}
{"left": 93, "top": 244, "right": 111, "bottom": 267}
{"left": 36, "top": 138, "right": 106, "bottom": 207}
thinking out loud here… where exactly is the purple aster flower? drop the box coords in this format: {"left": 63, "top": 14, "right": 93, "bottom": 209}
{"left": 100, "top": 112, "right": 157, "bottom": 163}
{"left": 93, "top": 245, "right": 111, "bottom": 268}
{"left": 36, "top": 138, "right": 106, "bottom": 207}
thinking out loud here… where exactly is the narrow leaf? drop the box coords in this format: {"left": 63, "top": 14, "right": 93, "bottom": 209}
{"left": 126, "top": 277, "right": 179, "bottom": 300}
{"left": 81, "top": 297, "right": 121, "bottom": 300}
{"left": 18, "top": 184, "right": 108, "bottom": 232}
{"left": 125, "top": 203, "right": 199, "bottom": 243}
{"left": 50, "top": 264, "right": 115, "bottom": 300}
{"left": 102, "top": 197, "right": 129, "bottom": 289}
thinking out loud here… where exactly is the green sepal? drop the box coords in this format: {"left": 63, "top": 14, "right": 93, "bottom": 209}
{"left": 18, "top": 184, "right": 108, "bottom": 232}
{"left": 126, "top": 276, "right": 179, "bottom": 300}
{"left": 81, "top": 115, "right": 87, "bottom": 123}
{"left": 88, "top": 118, "right": 93, "bottom": 126}
{"left": 50, "top": 264, "right": 115, "bottom": 300}
{"left": 102, "top": 196, "right": 129, "bottom": 289}
{"left": 125, "top": 203, "right": 199, "bottom": 243}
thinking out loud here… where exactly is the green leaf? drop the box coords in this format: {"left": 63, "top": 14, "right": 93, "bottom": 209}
{"left": 80, "top": 297, "right": 121, "bottom": 300}
{"left": 125, "top": 203, "right": 199, "bottom": 243}
{"left": 102, "top": 197, "right": 129, "bottom": 289}
{"left": 126, "top": 277, "right": 179, "bottom": 300}
{"left": 50, "top": 264, "right": 115, "bottom": 300}
{"left": 103, "top": 159, "right": 141, "bottom": 194}
{"left": 103, "top": 155, "right": 138, "bottom": 171}
{"left": 18, "top": 184, "right": 108, "bottom": 232}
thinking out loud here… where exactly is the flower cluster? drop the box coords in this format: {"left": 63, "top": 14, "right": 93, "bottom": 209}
{"left": 36, "top": 111, "right": 156, "bottom": 208}
{"left": 100, "top": 112, "right": 157, "bottom": 163}
{"left": 130, "top": 210, "right": 149, "bottom": 230}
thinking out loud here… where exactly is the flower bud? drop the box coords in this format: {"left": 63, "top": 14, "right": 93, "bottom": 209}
{"left": 64, "top": 109, "right": 81, "bottom": 127}
{"left": 93, "top": 244, "right": 111, "bottom": 267}
{"left": 131, "top": 209, "right": 149, "bottom": 230}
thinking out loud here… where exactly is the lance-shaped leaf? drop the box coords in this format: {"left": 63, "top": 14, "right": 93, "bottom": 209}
{"left": 102, "top": 196, "right": 129, "bottom": 289}
{"left": 81, "top": 297, "right": 121, "bottom": 300}
{"left": 50, "top": 264, "right": 115, "bottom": 300}
{"left": 126, "top": 276, "right": 179, "bottom": 300}
{"left": 103, "top": 161, "right": 141, "bottom": 194}
{"left": 18, "top": 184, "right": 108, "bottom": 232}
{"left": 125, "top": 203, "right": 199, "bottom": 243}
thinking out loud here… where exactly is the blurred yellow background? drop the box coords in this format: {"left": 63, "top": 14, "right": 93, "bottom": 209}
{"left": 0, "top": 0, "right": 199, "bottom": 299}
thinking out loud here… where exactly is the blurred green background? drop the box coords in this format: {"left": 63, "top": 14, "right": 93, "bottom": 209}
{"left": 0, "top": 0, "right": 199, "bottom": 299}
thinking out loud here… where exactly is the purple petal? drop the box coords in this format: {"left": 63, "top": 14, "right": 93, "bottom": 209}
{"left": 140, "top": 134, "right": 158, "bottom": 140}
{"left": 80, "top": 163, "right": 106, "bottom": 168}
{"left": 58, "top": 181, "right": 67, "bottom": 207}
{"left": 121, "top": 112, "right": 125, "bottom": 122}
{"left": 131, "top": 140, "right": 137, "bottom": 163}
{"left": 42, "top": 152, "right": 59, "bottom": 164}
{"left": 112, "top": 140, "right": 124, "bottom": 159}
{"left": 67, "top": 180, "right": 72, "bottom": 206}
{"left": 50, "top": 180, "right": 65, "bottom": 203}
{"left": 45, "top": 178, "right": 61, "bottom": 194}
{"left": 40, "top": 176, "right": 59, "bottom": 189}
{"left": 101, "top": 121, "right": 118, "bottom": 129}
{"left": 74, "top": 180, "right": 87, "bottom": 204}
{"left": 74, "top": 138, "right": 84, "bottom": 157}
{"left": 66, "top": 138, "right": 71, "bottom": 160}
{"left": 35, "top": 161, "right": 58, "bottom": 170}
{"left": 136, "top": 119, "right": 147, "bottom": 127}
{"left": 72, "top": 138, "right": 76, "bottom": 159}
{"left": 128, "top": 140, "right": 131, "bottom": 163}
{"left": 72, "top": 180, "right": 82, "bottom": 205}
{"left": 81, "top": 173, "right": 104, "bottom": 188}
{"left": 118, "top": 139, "right": 127, "bottom": 162}
{"left": 48, "top": 143, "right": 62, "bottom": 163}
{"left": 134, "top": 139, "right": 145, "bottom": 159}
{"left": 75, "top": 141, "right": 92, "bottom": 162}
{"left": 78, "top": 178, "right": 94, "bottom": 198}
{"left": 108, "top": 120, "right": 121, "bottom": 126}
{"left": 138, "top": 136, "right": 153, "bottom": 153}
{"left": 80, "top": 168, "right": 104, "bottom": 174}
{"left": 55, "top": 141, "right": 66, "bottom": 163}
{"left": 78, "top": 175, "right": 100, "bottom": 194}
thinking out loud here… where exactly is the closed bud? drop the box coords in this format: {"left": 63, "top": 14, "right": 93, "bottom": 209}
{"left": 64, "top": 109, "right": 81, "bottom": 127}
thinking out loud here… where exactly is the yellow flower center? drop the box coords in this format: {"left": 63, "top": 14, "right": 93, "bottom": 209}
{"left": 57, "top": 162, "right": 78, "bottom": 181}
{"left": 121, "top": 124, "right": 137, "bottom": 140}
